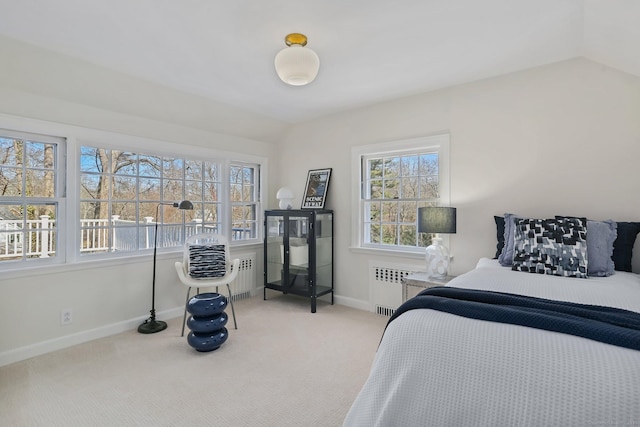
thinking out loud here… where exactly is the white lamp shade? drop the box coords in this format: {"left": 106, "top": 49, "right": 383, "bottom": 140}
{"left": 274, "top": 45, "right": 320, "bottom": 86}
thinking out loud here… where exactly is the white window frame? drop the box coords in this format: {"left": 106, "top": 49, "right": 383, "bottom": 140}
{"left": 75, "top": 142, "right": 265, "bottom": 259}
{"left": 78, "top": 145, "right": 228, "bottom": 256}
{"left": 350, "top": 134, "right": 450, "bottom": 256}
{"left": 0, "top": 128, "right": 67, "bottom": 267}
{"left": 229, "top": 161, "right": 261, "bottom": 242}
{"left": 0, "top": 114, "right": 266, "bottom": 273}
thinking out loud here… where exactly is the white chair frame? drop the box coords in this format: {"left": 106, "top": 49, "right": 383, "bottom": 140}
{"left": 175, "top": 233, "right": 239, "bottom": 336}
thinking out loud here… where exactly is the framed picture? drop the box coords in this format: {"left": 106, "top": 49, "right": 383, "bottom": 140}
{"left": 302, "top": 168, "right": 332, "bottom": 209}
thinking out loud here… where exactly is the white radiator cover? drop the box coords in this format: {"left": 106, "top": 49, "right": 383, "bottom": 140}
{"left": 230, "top": 252, "right": 256, "bottom": 301}
{"left": 369, "top": 260, "right": 420, "bottom": 316}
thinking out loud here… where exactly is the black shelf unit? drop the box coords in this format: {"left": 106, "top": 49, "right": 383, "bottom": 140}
{"left": 263, "top": 209, "right": 333, "bottom": 313}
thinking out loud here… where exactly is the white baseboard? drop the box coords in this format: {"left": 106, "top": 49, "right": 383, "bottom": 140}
{"left": 334, "top": 294, "right": 372, "bottom": 312}
{"left": 0, "top": 306, "right": 183, "bottom": 368}
{"left": 1, "top": 295, "right": 373, "bottom": 367}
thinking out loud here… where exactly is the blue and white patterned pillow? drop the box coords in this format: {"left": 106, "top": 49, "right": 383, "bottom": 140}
{"left": 498, "top": 213, "right": 521, "bottom": 266}
{"left": 512, "top": 217, "right": 588, "bottom": 278}
{"left": 188, "top": 244, "right": 226, "bottom": 278}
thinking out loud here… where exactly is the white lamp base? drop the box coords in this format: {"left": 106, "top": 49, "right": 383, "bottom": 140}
{"left": 425, "top": 237, "right": 450, "bottom": 279}
{"left": 278, "top": 199, "right": 293, "bottom": 209}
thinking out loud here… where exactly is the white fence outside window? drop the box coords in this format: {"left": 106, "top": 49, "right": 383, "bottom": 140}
{"left": 0, "top": 216, "right": 248, "bottom": 260}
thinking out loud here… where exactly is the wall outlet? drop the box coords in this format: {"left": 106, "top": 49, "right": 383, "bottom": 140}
{"left": 61, "top": 309, "right": 73, "bottom": 325}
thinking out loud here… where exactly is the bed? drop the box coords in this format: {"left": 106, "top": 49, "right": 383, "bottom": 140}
{"left": 344, "top": 217, "right": 640, "bottom": 427}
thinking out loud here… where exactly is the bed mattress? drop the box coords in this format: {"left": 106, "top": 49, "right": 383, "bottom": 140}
{"left": 343, "top": 259, "right": 640, "bottom": 426}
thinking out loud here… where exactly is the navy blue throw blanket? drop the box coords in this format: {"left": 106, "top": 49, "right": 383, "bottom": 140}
{"left": 387, "top": 286, "right": 640, "bottom": 351}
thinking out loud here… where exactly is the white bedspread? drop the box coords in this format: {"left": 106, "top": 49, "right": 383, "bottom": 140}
{"left": 343, "top": 259, "right": 640, "bottom": 427}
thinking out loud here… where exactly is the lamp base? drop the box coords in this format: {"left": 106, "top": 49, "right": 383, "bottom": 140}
{"left": 138, "top": 319, "right": 167, "bottom": 334}
{"left": 425, "top": 237, "right": 450, "bottom": 280}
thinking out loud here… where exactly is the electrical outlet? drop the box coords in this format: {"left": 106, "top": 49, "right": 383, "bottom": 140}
{"left": 61, "top": 309, "right": 73, "bottom": 325}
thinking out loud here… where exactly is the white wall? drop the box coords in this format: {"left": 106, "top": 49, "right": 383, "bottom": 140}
{"left": 0, "top": 34, "right": 287, "bottom": 143}
{"left": 0, "top": 42, "right": 276, "bottom": 365}
{"left": 2, "top": 48, "right": 639, "bottom": 366}
{"left": 276, "top": 58, "right": 640, "bottom": 305}
{"left": 0, "top": 109, "right": 272, "bottom": 366}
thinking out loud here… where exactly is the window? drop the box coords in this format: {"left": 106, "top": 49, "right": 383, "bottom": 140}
{"left": 0, "top": 120, "right": 264, "bottom": 268}
{"left": 0, "top": 129, "right": 65, "bottom": 263}
{"left": 79, "top": 148, "right": 262, "bottom": 256}
{"left": 352, "top": 134, "right": 450, "bottom": 253}
{"left": 230, "top": 163, "right": 260, "bottom": 241}
{"left": 79, "top": 147, "right": 225, "bottom": 254}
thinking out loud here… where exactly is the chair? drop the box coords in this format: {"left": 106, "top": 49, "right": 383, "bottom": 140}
{"left": 175, "top": 233, "right": 239, "bottom": 337}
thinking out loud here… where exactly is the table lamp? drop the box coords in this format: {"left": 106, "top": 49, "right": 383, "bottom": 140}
{"left": 418, "top": 207, "right": 456, "bottom": 279}
{"left": 276, "top": 187, "right": 294, "bottom": 209}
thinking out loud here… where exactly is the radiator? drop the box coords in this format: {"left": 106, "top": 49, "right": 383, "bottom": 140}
{"left": 369, "top": 261, "right": 419, "bottom": 316}
{"left": 229, "top": 252, "right": 256, "bottom": 301}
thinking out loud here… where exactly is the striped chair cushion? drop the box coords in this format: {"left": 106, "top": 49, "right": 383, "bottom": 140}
{"left": 188, "top": 244, "right": 227, "bottom": 278}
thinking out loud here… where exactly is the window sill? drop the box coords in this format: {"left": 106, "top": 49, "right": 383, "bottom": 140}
{"left": 0, "top": 250, "right": 181, "bottom": 280}
{"left": 230, "top": 241, "right": 262, "bottom": 250}
{"left": 349, "top": 246, "right": 426, "bottom": 260}
{"left": 1, "top": 241, "right": 264, "bottom": 281}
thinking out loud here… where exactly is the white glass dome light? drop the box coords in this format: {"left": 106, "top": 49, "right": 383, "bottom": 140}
{"left": 274, "top": 33, "right": 320, "bottom": 86}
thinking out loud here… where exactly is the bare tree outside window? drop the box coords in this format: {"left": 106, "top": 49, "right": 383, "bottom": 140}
{"left": 363, "top": 151, "right": 440, "bottom": 249}
{"left": 80, "top": 146, "right": 224, "bottom": 254}
{"left": 230, "top": 164, "right": 259, "bottom": 241}
{"left": 1, "top": 127, "right": 264, "bottom": 266}
{"left": 0, "top": 133, "right": 61, "bottom": 261}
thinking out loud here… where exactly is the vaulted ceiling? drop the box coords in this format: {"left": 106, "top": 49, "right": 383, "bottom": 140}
{"left": 1, "top": 1, "right": 638, "bottom": 137}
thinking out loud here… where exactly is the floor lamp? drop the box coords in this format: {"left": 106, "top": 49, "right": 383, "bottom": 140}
{"left": 138, "top": 200, "right": 194, "bottom": 334}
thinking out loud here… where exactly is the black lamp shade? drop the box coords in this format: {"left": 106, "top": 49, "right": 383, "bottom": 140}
{"left": 418, "top": 207, "right": 457, "bottom": 234}
{"left": 175, "top": 200, "right": 194, "bottom": 210}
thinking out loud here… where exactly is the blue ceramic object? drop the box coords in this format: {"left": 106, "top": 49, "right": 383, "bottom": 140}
{"left": 187, "top": 328, "right": 229, "bottom": 352}
{"left": 187, "top": 292, "right": 228, "bottom": 317}
{"left": 187, "top": 312, "right": 229, "bottom": 334}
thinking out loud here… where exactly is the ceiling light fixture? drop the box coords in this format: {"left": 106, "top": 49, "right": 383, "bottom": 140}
{"left": 274, "top": 33, "right": 320, "bottom": 86}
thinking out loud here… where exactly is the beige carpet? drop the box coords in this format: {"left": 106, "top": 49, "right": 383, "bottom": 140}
{"left": 0, "top": 294, "right": 388, "bottom": 427}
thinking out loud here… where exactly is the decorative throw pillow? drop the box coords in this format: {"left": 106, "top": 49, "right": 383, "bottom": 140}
{"left": 188, "top": 244, "right": 227, "bottom": 278}
{"left": 498, "top": 213, "right": 521, "bottom": 266}
{"left": 612, "top": 222, "right": 640, "bottom": 272}
{"left": 512, "top": 217, "right": 588, "bottom": 278}
{"left": 585, "top": 220, "right": 617, "bottom": 276}
{"left": 554, "top": 216, "right": 615, "bottom": 277}
{"left": 494, "top": 215, "right": 505, "bottom": 259}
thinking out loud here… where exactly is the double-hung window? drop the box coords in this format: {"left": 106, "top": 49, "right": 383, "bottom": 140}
{"left": 79, "top": 147, "right": 263, "bottom": 256}
{"left": 0, "top": 129, "right": 65, "bottom": 263}
{"left": 230, "top": 163, "right": 260, "bottom": 242}
{"left": 1, "top": 120, "right": 264, "bottom": 268}
{"left": 352, "top": 134, "right": 450, "bottom": 253}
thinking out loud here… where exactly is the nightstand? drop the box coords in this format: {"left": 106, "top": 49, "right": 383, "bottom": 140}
{"left": 401, "top": 272, "right": 455, "bottom": 302}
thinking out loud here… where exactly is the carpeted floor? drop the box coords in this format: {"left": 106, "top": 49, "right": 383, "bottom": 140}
{"left": 0, "top": 294, "right": 388, "bottom": 427}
